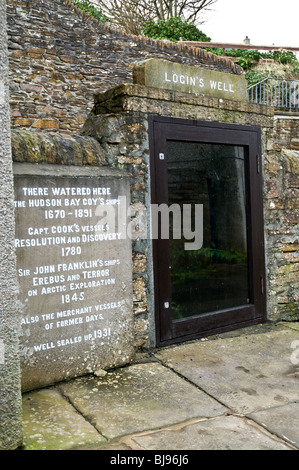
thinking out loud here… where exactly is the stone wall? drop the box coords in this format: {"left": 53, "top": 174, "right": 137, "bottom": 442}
{"left": 11, "top": 84, "right": 299, "bottom": 349}
{"left": 82, "top": 86, "right": 299, "bottom": 336}
{"left": 6, "top": 0, "right": 241, "bottom": 134}
{"left": 4, "top": 0, "right": 298, "bottom": 361}
{"left": 80, "top": 84, "right": 275, "bottom": 348}
{"left": 10, "top": 90, "right": 299, "bottom": 356}
{"left": 12, "top": 85, "right": 277, "bottom": 350}
{"left": 264, "top": 113, "right": 299, "bottom": 321}
{"left": 0, "top": 0, "right": 22, "bottom": 450}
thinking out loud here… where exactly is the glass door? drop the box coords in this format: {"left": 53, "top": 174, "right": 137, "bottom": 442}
{"left": 150, "top": 117, "right": 266, "bottom": 346}
{"left": 168, "top": 141, "right": 250, "bottom": 319}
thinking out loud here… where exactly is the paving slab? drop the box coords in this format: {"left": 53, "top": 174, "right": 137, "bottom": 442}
{"left": 250, "top": 403, "right": 299, "bottom": 449}
{"left": 130, "top": 415, "right": 292, "bottom": 450}
{"left": 155, "top": 324, "right": 299, "bottom": 414}
{"left": 57, "top": 362, "right": 227, "bottom": 440}
{"left": 284, "top": 322, "right": 299, "bottom": 332}
{"left": 22, "top": 388, "right": 106, "bottom": 450}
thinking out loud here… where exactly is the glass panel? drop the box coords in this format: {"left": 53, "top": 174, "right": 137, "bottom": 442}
{"left": 167, "top": 141, "right": 250, "bottom": 320}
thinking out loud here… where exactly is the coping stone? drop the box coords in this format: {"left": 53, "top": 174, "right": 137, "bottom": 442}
{"left": 133, "top": 59, "right": 249, "bottom": 102}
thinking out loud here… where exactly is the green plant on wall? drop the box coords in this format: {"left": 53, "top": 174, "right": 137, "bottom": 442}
{"left": 272, "top": 50, "right": 297, "bottom": 65}
{"left": 142, "top": 17, "right": 211, "bottom": 43}
{"left": 237, "top": 56, "right": 254, "bottom": 71}
{"left": 205, "top": 47, "right": 299, "bottom": 77}
{"left": 72, "top": 0, "right": 109, "bottom": 23}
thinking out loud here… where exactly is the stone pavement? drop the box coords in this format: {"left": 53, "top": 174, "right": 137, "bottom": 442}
{"left": 21, "top": 322, "right": 299, "bottom": 451}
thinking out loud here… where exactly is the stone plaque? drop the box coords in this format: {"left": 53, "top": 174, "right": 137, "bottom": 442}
{"left": 14, "top": 171, "right": 133, "bottom": 391}
{"left": 133, "top": 59, "right": 248, "bottom": 102}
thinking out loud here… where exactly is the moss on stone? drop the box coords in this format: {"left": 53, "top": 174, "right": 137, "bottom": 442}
{"left": 11, "top": 130, "right": 107, "bottom": 167}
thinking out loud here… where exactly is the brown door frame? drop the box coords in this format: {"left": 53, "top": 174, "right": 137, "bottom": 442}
{"left": 149, "top": 116, "right": 267, "bottom": 346}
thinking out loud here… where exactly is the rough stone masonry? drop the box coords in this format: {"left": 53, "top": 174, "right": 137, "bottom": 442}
{"left": 0, "top": 0, "right": 22, "bottom": 450}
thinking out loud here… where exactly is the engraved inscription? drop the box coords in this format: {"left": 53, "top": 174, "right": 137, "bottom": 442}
{"left": 14, "top": 175, "right": 133, "bottom": 391}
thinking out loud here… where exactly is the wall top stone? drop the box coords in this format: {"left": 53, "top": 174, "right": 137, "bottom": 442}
{"left": 88, "top": 83, "right": 274, "bottom": 122}
{"left": 11, "top": 130, "right": 107, "bottom": 166}
{"left": 133, "top": 59, "right": 249, "bottom": 102}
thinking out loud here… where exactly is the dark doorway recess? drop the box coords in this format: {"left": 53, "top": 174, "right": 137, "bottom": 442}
{"left": 149, "top": 116, "right": 266, "bottom": 346}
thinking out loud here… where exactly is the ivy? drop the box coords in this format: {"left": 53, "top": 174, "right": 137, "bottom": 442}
{"left": 142, "top": 17, "right": 211, "bottom": 43}
{"left": 245, "top": 70, "right": 269, "bottom": 87}
{"left": 71, "top": 0, "right": 109, "bottom": 23}
{"left": 206, "top": 48, "right": 298, "bottom": 73}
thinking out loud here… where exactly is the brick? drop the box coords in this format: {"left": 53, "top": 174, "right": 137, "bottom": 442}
{"left": 11, "top": 110, "right": 22, "bottom": 117}
{"left": 282, "top": 244, "right": 299, "bottom": 252}
{"left": 32, "top": 118, "right": 59, "bottom": 129}
{"left": 13, "top": 118, "right": 34, "bottom": 126}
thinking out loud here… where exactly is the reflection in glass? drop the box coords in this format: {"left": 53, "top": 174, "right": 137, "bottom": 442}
{"left": 167, "top": 141, "right": 250, "bottom": 320}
